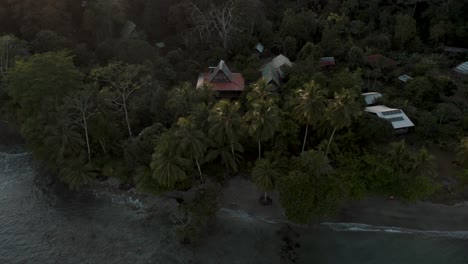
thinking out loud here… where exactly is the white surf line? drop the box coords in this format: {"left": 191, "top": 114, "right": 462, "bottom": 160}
{"left": 322, "top": 222, "right": 468, "bottom": 239}
{"left": 219, "top": 208, "right": 279, "bottom": 224}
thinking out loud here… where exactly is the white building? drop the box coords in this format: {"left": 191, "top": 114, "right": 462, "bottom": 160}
{"left": 362, "top": 92, "right": 383, "bottom": 105}
{"left": 454, "top": 62, "right": 468, "bottom": 75}
{"left": 398, "top": 74, "right": 413, "bottom": 82}
{"left": 365, "top": 105, "right": 414, "bottom": 133}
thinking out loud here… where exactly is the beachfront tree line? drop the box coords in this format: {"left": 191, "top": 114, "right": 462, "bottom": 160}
{"left": 0, "top": 0, "right": 467, "bottom": 230}
{"left": 1, "top": 50, "right": 458, "bottom": 224}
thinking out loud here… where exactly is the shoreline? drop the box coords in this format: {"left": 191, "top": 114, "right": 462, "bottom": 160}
{"left": 1, "top": 117, "right": 468, "bottom": 233}
{"left": 221, "top": 177, "right": 468, "bottom": 232}
{"left": 5, "top": 148, "right": 468, "bottom": 233}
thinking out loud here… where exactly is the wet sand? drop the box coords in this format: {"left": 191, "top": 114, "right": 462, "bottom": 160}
{"left": 222, "top": 176, "right": 468, "bottom": 231}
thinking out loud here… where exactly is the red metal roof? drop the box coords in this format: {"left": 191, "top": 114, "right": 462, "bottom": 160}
{"left": 320, "top": 57, "right": 335, "bottom": 66}
{"left": 197, "top": 72, "right": 245, "bottom": 91}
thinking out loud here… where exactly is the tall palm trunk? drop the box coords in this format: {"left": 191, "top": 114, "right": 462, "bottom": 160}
{"left": 195, "top": 159, "right": 203, "bottom": 184}
{"left": 82, "top": 112, "right": 91, "bottom": 163}
{"left": 325, "top": 127, "right": 337, "bottom": 156}
{"left": 258, "top": 139, "right": 261, "bottom": 160}
{"left": 122, "top": 95, "right": 132, "bottom": 137}
{"left": 231, "top": 142, "right": 235, "bottom": 156}
{"left": 264, "top": 191, "right": 268, "bottom": 202}
{"left": 302, "top": 124, "right": 309, "bottom": 153}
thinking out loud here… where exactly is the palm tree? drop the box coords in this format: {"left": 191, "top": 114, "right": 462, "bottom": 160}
{"left": 167, "top": 82, "right": 198, "bottom": 119}
{"left": 208, "top": 99, "right": 243, "bottom": 155}
{"left": 325, "top": 89, "right": 361, "bottom": 156}
{"left": 43, "top": 112, "right": 84, "bottom": 164}
{"left": 387, "top": 140, "right": 413, "bottom": 173}
{"left": 150, "top": 131, "right": 191, "bottom": 188}
{"left": 252, "top": 158, "right": 281, "bottom": 203}
{"left": 206, "top": 141, "right": 244, "bottom": 173}
{"left": 245, "top": 80, "right": 281, "bottom": 160}
{"left": 59, "top": 161, "right": 97, "bottom": 190}
{"left": 175, "top": 116, "right": 207, "bottom": 184}
{"left": 247, "top": 79, "right": 277, "bottom": 102}
{"left": 245, "top": 99, "right": 281, "bottom": 159}
{"left": 412, "top": 147, "right": 436, "bottom": 178}
{"left": 293, "top": 81, "right": 327, "bottom": 153}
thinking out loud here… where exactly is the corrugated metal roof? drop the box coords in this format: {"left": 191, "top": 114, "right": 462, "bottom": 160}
{"left": 272, "top": 54, "right": 293, "bottom": 69}
{"left": 361, "top": 92, "right": 383, "bottom": 105}
{"left": 454, "top": 62, "right": 468, "bottom": 75}
{"left": 261, "top": 64, "right": 281, "bottom": 87}
{"left": 398, "top": 74, "right": 413, "bottom": 82}
{"left": 320, "top": 57, "right": 335, "bottom": 66}
{"left": 256, "top": 43, "right": 264, "bottom": 53}
{"left": 365, "top": 105, "right": 414, "bottom": 129}
{"left": 209, "top": 60, "right": 232, "bottom": 81}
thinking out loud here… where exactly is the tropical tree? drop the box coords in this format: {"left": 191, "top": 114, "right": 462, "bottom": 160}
{"left": 325, "top": 89, "right": 361, "bottom": 156}
{"left": 64, "top": 88, "right": 98, "bottom": 163}
{"left": 43, "top": 112, "right": 85, "bottom": 165}
{"left": 175, "top": 116, "right": 207, "bottom": 184}
{"left": 245, "top": 80, "right": 281, "bottom": 159}
{"left": 206, "top": 142, "right": 244, "bottom": 173}
{"left": 167, "top": 82, "right": 199, "bottom": 120}
{"left": 208, "top": 99, "right": 243, "bottom": 155}
{"left": 150, "top": 131, "right": 191, "bottom": 188}
{"left": 91, "top": 62, "right": 151, "bottom": 137}
{"left": 0, "top": 35, "right": 27, "bottom": 77}
{"left": 252, "top": 158, "right": 281, "bottom": 203}
{"left": 293, "top": 81, "right": 327, "bottom": 153}
{"left": 6, "top": 51, "right": 82, "bottom": 121}
{"left": 278, "top": 151, "right": 341, "bottom": 224}
{"left": 59, "top": 161, "right": 98, "bottom": 190}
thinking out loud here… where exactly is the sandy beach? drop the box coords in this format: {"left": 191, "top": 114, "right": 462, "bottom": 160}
{"left": 221, "top": 176, "right": 468, "bottom": 231}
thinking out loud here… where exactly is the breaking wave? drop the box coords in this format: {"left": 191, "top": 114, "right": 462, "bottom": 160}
{"left": 322, "top": 222, "right": 468, "bottom": 239}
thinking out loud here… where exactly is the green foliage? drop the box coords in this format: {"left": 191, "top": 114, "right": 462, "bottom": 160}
{"left": 0, "top": 35, "right": 27, "bottom": 76}
{"left": 150, "top": 130, "right": 192, "bottom": 189}
{"left": 59, "top": 161, "right": 98, "bottom": 190}
{"left": 7, "top": 51, "right": 82, "bottom": 120}
{"left": 208, "top": 99, "right": 243, "bottom": 150}
{"left": 279, "top": 151, "right": 342, "bottom": 224}
{"left": 252, "top": 158, "right": 281, "bottom": 194}
{"left": 292, "top": 80, "right": 327, "bottom": 152}
{"left": 347, "top": 46, "right": 364, "bottom": 69}
{"left": 337, "top": 141, "right": 438, "bottom": 201}
{"left": 327, "top": 89, "right": 362, "bottom": 130}
{"left": 245, "top": 80, "right": 281, "bottom": 158}
{"left": 394, "top": 14, "right": 418, "bottom": 50}
{"left": 282, "top": 36, "right": 297, "bottom": 60}
{"left": 91, "top": 61, "right": 152, "bottom": 137}
{"left": 403, "top": 76, "right": 443, "bottom": 110}
{"left": 297, "top": 42, "right": 322, "bottom": 62}
{"left": 31, "top": 30, "right": 72, "bottom": 53}
{"left": 175, "top": 187, "right": 220, "bottom": 244}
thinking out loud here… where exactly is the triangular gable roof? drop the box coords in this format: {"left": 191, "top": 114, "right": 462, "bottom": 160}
{"left": 210, "top": 60, "right": 232, "bottom": 82}
{"left": 261, "top": 63, "right": 281, "bottom": 87}
{"left": 272, "top": 54, "right": 293, "bottom": 69}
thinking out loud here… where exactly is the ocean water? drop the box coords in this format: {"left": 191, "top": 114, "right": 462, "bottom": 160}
{"left": 1, "top": 148, "right": 468, "bottom": 264}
